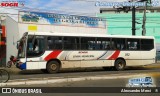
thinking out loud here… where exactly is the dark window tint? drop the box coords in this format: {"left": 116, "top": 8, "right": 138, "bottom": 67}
{"left": 47, "top": 36, "right": 63, "bottom": 50}
{"left": 63, "top": 37, "right": 80, "bottom": 50}
{"left": 141, "top": 39, "right": 154, "bottom": 50}
{"left": 111, "top": 38, "right": 126, "bottom": 50}
{"left": 127, "top": 39, "right": 140, "bottom": 50}
{"left": 96, "top": 38, "right": 111, "bottom": 50}
{"left": 81, "top": 37, "right": 96, "bottom": 50}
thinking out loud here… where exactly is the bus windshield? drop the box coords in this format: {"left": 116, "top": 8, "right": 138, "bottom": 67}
{"left": 27, "top": 35, "right": 45, "bottom": 57}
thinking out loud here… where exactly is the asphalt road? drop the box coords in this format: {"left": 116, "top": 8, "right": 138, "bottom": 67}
{"left": 3, "top": 76, "right": 160, "bottom": 96}
{"left": 9, "top": 77, "right": 160, "bottom": 87}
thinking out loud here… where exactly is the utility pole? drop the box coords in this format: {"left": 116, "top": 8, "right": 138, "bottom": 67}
{"left": 140, "top": 0, "right": 152, "bottom": 35}
{"left": 142, "top": 1, "right": 147, "bottom": 36}
{"left": 132, "top": 6, "right": 136, "bottom": 36}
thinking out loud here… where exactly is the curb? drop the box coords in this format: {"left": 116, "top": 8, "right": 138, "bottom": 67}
{"left": 0, "top": 73, "right": 148, "bottom": 87}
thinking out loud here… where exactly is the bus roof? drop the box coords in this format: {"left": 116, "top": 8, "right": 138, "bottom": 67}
{"left": 26, "top": 32, "right": 155, "bottom": 39}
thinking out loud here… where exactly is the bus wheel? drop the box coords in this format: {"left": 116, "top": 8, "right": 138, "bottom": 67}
{"left": 47, "top": 61, "right": 60, "bottom": 74}
{"left": 115, "top": 59, "right": 126, "bottom": 71}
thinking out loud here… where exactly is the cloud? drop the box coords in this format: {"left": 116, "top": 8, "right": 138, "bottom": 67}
{"left": 0, "top": 0, "right": 132, "bottom": 14}
{"left": 1, "top": 0, "right": 153, "bottom": 17}
{"left": 23, "top": 0, "right": 129, "bottom": 15}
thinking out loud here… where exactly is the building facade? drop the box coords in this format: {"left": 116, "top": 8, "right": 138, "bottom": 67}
{"left": 0, "top": 15, "right": 6, "bottom": 67}
{"left": 98, "top": 7, "right": 160, "bottom": 49}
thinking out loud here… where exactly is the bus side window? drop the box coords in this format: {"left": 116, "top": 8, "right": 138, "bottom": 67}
{"left": 81, "top": 37, "right": 95, "bottom": 50}
{"left": 47, "top": 36, "right": 63, "bottom": 50}
{"left": 111, "top": 38, "right": 126, "bottom": 50}
{"left": 97, "top": 38, "right": 110, "bottom": 50}
{"left": 106, "top": 44, "right": 110, "bottom": 50}
{"left": 47, "top": 39, "right": 52, "bottom": 49}
{"left": 141, "top": 39, "right": 154, "bottom": 50}
{"left": 47, "top": 37, "right": 52, "bottom": 49}
{"left": 127, "top": 39, "right": 140, "bottom": 50}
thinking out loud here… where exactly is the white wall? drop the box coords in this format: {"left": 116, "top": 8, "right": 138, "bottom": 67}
{"left": 18, "top": 23, "right": 106, "bottom": 38}
{"left": 6, "top": 16, "right": 19, "bottom": 62}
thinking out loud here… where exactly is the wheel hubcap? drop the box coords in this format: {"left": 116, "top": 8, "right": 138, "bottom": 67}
{"left": 50, "top": 64, "right": 57, "bottom": 70}
{"left": 118, "top": 62, "right": 124, "bottom": 69}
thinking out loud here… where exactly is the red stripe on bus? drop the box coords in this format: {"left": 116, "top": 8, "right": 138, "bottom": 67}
{"left": 108, "top": 50, "right": 120, "bottom": 60}
{"left": 44, "top": 50, "right": 62, "bottom": 61}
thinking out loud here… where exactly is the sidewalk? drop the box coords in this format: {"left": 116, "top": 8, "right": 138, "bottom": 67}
{"left": 143, "top": 63, "right": 160, "bottom": 68}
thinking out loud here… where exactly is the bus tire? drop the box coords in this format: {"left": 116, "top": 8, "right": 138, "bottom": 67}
{"left": 47, "top": 61, "right": 60, "bottom": 74}
{"left": 115, "top": 59, "right": 126, "bottom": 71}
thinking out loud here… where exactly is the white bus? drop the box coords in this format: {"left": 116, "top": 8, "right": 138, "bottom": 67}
{"left": 16, "top": 32, "right": 156, "bottom": 73}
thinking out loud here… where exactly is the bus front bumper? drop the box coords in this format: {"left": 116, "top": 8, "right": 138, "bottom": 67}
{"left": 16, "top": 62, "right": 26, "bottom": 70}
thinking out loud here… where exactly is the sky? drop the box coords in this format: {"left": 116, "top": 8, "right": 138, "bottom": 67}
{"left": 0, "top": 0, "right": 129, "bottom": 16}
{"left": 23, "top": 0, "right": 127, "bottom": 14}
{"left": 0, "top": 0, "right": 159, "bottom": 15}
{"left": 0, "top": 0, "right": 159, "bottom": 16}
